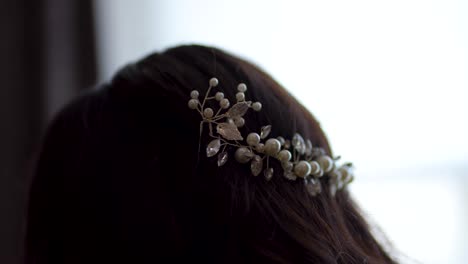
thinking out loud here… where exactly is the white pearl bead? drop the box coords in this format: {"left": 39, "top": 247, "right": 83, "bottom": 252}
{"left": 317, "top": 156, "right": 334, "bottom": 173}
{"left": 190, "top": 90, "right": 199, "bottom": 99}
{"left": 203, "top": 108, "right": 214, "bottom": 118}
{"left": 188, "top": 99, "right": 199, "bottom": 109}
{"left": 236, "top": 92, "right": 245, "bottom": 102}
{"left": 235, "top": 147, "right": 253, "bottom": 163}
{"left": 276, "top": 136, "right": 285, "bottom": 146}
{"left": 256, "top": 143, "right": 265, "bottom": 153}
{"left": 252, "top": 102, "right": 262, "bottom": 111}
{"left": 246, "top": 133, "right": 260, "bottom": 146}
{"left": 220, "top": 98, "right": 230, "bottom": 109}
{"left": 309, "top": 161, "right": 321, "bottom": 175}
{"left": 277, "top": 150, "right": 292, "bottom": 162}
{"left": 209, "top": 77, "right": 219, "bottom": 87}
{"left": 316, "top": 168, "right": 324, "bottom": 178}
{"left": 234, "top": 117, "right": 245, "bottom": 127}
{"left": 264, "top": 138, "right": 281, "bottom": 156}
{"left": 215, "top": 92, "right": 224, "bottom": 101}
{"left": 237, "top": 83, "right": 247, "bottom": 92}
{"left": 294, "top": 160, "right": 311, "bottom": 178}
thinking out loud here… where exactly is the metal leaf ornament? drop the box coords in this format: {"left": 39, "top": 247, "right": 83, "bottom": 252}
{"left": 250, "top": 155, "right": 263, "bottom": 176}
{"left": 216, "top": 122, "right": 243, "bottom": 140}
{"left": 226, "top": 102, "right": 250, "bottom": 118}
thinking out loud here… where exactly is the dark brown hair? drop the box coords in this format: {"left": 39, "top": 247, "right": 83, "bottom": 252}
{"left": 25, "top": 45, "right": 396, "bottom": 263}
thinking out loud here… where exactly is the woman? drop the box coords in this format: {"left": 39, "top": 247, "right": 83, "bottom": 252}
{"left": 25, "top": 45, "right": 396, "bottom": 263}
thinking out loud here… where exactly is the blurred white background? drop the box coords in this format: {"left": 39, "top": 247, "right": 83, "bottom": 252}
{"left": 94, "top": 1, "right": 468, "bottom": 263}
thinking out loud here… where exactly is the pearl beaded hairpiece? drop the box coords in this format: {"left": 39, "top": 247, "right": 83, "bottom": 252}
{"left": 188, "top": 77, "right": 354, "bottom": 196}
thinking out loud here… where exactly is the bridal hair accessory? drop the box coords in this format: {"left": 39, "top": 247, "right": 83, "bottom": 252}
{"left": 188, "top": 78, "right": 354, "bottom": 196}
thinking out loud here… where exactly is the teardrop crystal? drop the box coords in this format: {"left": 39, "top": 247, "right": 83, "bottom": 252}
{"left": 217, "top": 151, "right": 228, "bottom": 166}
{"left": 250, "top": 155, "right": 263, "bottom": 176}
{"left": 306, "top": 178, "right": 322, "bottom": 196}
{"left": 310, "top": 147, "right": 326, "bottom": 159}
{"left": 284, "top": 140, "right": 291, "bottom": 149}
{"left": 305, "top": 139, "right": 313, "bottom": 156}
{"left": 292, "top": 133, "right": 306, "bottom": 155}
{"left": 206, "top": 139, "right": 221, "bottom": 157}
{"left": 264, "top": 168, "right": 274, "bottom": 181}
{"left": 260, "top": 125, "right": 272, "bottom": 139}
{"left": 329, "top": 178, "right": 338, "bottom": 196}
{"left": 283, "top": 171, "right": 297, "bottom": 181}
{"left": 226, "top": 102, "right": 250, "bottom": 118}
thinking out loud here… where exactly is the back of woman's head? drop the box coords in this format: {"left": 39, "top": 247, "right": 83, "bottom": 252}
{"left": 26, "top": 45, "right": 396, "bottom": 263}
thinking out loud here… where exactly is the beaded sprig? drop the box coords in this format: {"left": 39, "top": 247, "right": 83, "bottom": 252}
{"left": 188, "top": 78, "right": 354, "bottom": 196}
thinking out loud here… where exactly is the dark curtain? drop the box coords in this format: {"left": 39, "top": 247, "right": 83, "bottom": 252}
{"left": 0, "top": 0, "right": 97, "bottom": 263}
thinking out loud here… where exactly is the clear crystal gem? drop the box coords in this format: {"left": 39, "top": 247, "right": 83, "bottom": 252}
{"left": 292, "top": 133, "right": 306, "bottom": 155}
{"left": 283, "top": 171, "right": 297, "bottom": 181}
{"left": 277, "top": 136, "right": 285, "bottom": 146}
{"left": 329, "top": 178, "right": 338, "bottom": 196}
{"left": 284, "top": 140, "right": 291, "bottom": 149}
{"left": 217, "top": 151, "right": 228, "bottom": 166}
{"left": 250, "top": 155, "right": 263, "bottom": 176}
{"left": 264, "top": 168, "right": 274, "bottom": 181}
{"left": 310, "top": 147, "right": 325, "bottom": 159}
{"left": 206, "top": 139, "right": 221, "bottom": 157}
{"left": 305, "top": 139, "right": 313, "bottom": 156}
{"left": 306, "top": 178, "right": 322, "bottom": 196}
{"left": 260, "top": 125, "right": 272, "bottom": 139}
